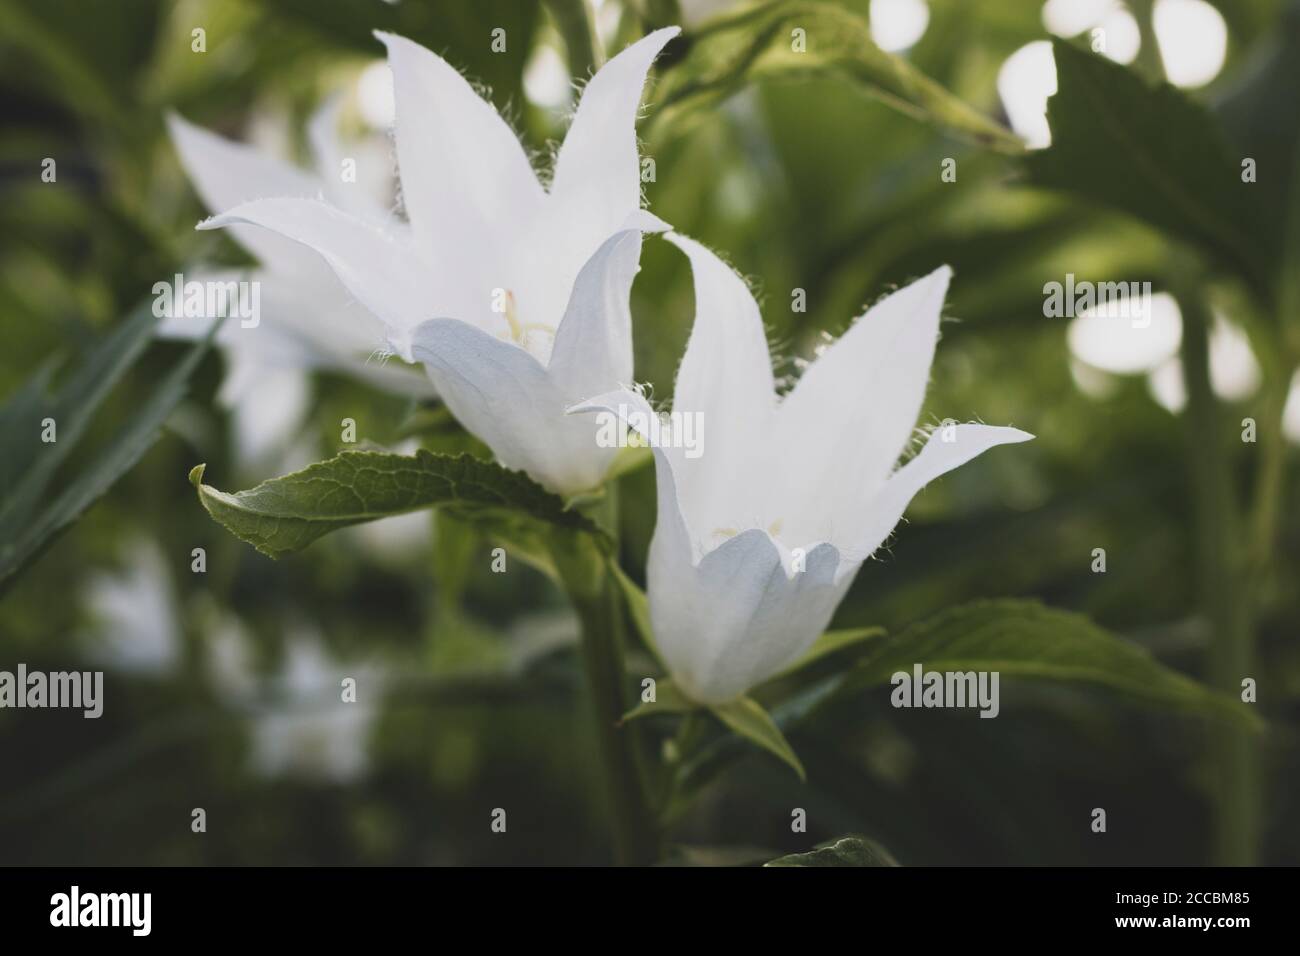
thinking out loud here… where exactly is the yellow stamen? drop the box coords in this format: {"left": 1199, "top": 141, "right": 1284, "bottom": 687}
{"left": 503, "top": 290, "right": 523, "bottom": 343}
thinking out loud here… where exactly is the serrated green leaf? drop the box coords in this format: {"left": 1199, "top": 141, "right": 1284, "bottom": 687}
{"left": 843, "top": 599, "right": 1261, "bottom": 729}
{"left": 765, "top": 834, "right": 899, "bottom": 867}
{"left": 711, "top": 695, "right": 806, "bottom": 781}
{"left": 190, "top": 449, "right": 606, "bottom": 559}
{"left": 1025, "top": 39, "right": 1269, "bottom": 294}
{"left": 655, "top": 0, "right": 1022, "bottom": 153}
{"left": 622, "top": 676, "right": 697, "bottom": 722}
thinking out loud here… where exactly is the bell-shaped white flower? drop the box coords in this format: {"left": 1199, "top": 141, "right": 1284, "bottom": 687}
{"left": 164, "top": 101, "right": 432, "bottom": 418}
{"left": 165, "top": 101, "right": 431, "bottom": 463}
{"left": 573, "top": 235, "right": 1034, "bottom": 704}
{"left": 196, "top": 28, "right": 681, "bottom": 494}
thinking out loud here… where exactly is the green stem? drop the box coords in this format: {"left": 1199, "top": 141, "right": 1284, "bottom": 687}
{"left": 549, "top": 493, "right": 658, "bottom": 865}
{"left": 1246, "top": 345, "right": 1289, "bottom": 596}
{"left": 545, "top": 0, "right": 604, "bottom": 78}
{"left": 1128, "top": 0, "right": 1165, "bottom": 82}
{"left": 1174, "top": 272, "right": 1258, "bottom": 866}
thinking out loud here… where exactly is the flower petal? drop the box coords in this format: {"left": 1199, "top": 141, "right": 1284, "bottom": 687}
{"left": 772, "top": 266, "right": 953, "bottom": 531}
{"left": 664, "top": 233, "right": 776, "bottom": 540}
{"left": 411, "top": 320, "right": 615, "bottom": 494}
{"left": 198, "top": 197, "right": 444, "bottom": 359}
{"left": 166, "top": 112, "right": 323, "bottom": 274}
{"left": 846, "top": 423, "right": 1034, "bottom": 567}
{"left": 656, "top": 529, "right": 848, "bottom": 704}
{"left": 550, "top": 27, "right": 679, "bottom": 243}
{"left": 307, "top": 95, "right": 391, "bottom": 224}
{"left": 227, "top": 361, "right": 313, "bottom": 465}
{"left": 547, "top": 230, "right": 642, "bottom": 400}
{"left": 568, "top": 387, "right": 845, "bottom": 703}
{"left": 376, "top": 32, "right": 544, "bottom": 255}
{"left": 568, "top": 385, "right": 692, "bottom": 553}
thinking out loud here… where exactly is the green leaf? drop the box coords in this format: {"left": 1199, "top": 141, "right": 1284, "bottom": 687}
{"left": 0, "top": 359, "right": 59, "bottom": 502}
{"left": 1025, "top": 39, "right": 1269, "bottom": 294}
{"left": 603, "top": 444, "right": 653, "bottom": 482}
{"left": 711, "top": 695, "right": 806, "bottom": 781}
{"left": 0, "top": 314, "right": 214, "bottom": 590}
{"left": 0, "top": 302, "right": 155, "bottom": 534}
{"left": 655, "top": 0, "right": 1022, "bottom": 153}
{"left": 664, "top": 844, "right": 780, "bottom": 867}
{"left": 765, "top": 834, "right": 899, "bottom": 867}
{"left": 622, "top": 676, "right": 697, "bottom": 722}
{"left": 842, "top": 599, "right": 1261, "bottom": 729}
{"left": 771, "top": 625, "right": 887, "bottom": 680}
{"left": 609, "top": 562, "right": 665, "bottom": 665}
{"left": 190, "top": 449, "right": 605, "bottom": 559}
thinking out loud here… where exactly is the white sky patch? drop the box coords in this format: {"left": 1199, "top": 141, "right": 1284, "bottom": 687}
{"left": 1146, "top": 316, "right": 1261, "bottom": 412}
{"left": 1067, "top": 291, "right": 1182, "bottom": 375}
{"left": 678, "top": 0, "right": 736, "bottom": 27}
{"left": 84, "top": 539, "right": 179, "bottom": 676}
{"left": 1205, "top": 315, "right": 1261, "bottom": 400}
{"left": 524, "top": 40, "right": 573, "bottom": 113}
{"left": 1042, "top": 1, "right": 1139, "bottom": 65}
{"left": 870, "top": 0, "right": 930, "bottom": 53}
{"left": 1154, "top": 0, "right": 1228, "bottom": 88}
{"left": 998, "top": 41, "right": 1057, "bottom": 149}
{"left": 1283, "top": 370, "right": 1300, "bottom": 444}
{"left": 1097, "top": 7, "right": 1141, "bottom": 64}
{"left": 590, "top": 0, "right": 623, "bottom": 48}
{"left": 1042, "top": 0, "right": 1116, "bottom": 37}
{"left": 357, "top": 60, "right": 396, "bottom": 130}
{"left": 1070, "top": 356, "right": 1121, "bottom": 399}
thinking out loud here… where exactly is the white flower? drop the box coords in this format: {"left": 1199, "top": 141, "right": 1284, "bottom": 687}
{"left": 83, "top": 538, "right": 179, "bottom": 676}
{"left": 208, "top": 619, "right": 384, "bottom": 784}
{"left": 252, "top": 634, "right": 385, "bottom": 784}
{"left": 573, "top": 235, "right": 1033, "bottom": 704}
{"left": 164, "top": 100, "right": 432, "bottom": 461}
{"left": 196, "top": 28, "right": 681, "bottom": 494}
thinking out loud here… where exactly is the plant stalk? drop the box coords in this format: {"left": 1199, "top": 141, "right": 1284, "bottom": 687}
{"left": 550, "top": 491, "right": 658, "bottom": 865}
{"left": 546, "top": 0, "right": 604, "bottom": 77}
{"left": 1175, "top": 277, "right": 1259, "bottom": 866}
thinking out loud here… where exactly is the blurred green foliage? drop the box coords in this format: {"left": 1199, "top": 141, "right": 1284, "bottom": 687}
{"left": 1, "top": 0, "right": 1298, "bottom": 865}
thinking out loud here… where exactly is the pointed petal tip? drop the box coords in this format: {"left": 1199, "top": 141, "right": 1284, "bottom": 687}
{"left": 920, "top": 263, "right": 953, "bottom": 295}
{"left": 622, "top": 208, "right": 671, "bottom": 234}
{"left": 194, "top": 209, "right": 240, "bottom": 231}
{"left": 373, "top": 30, "right": 428, "bottom": 61}
{"left": 941, "top": 422, "right": 1035, "bottom": 444}
{"left": 645, "top": 24, "right": 683, "bottom": 44}
{"left": 617, "top": 25, "right": 682, "bottom": 61}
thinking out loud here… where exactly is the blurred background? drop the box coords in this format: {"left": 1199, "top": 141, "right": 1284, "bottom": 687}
{"left": 1, "top": 0, "right": 1297, "bottom": 865}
